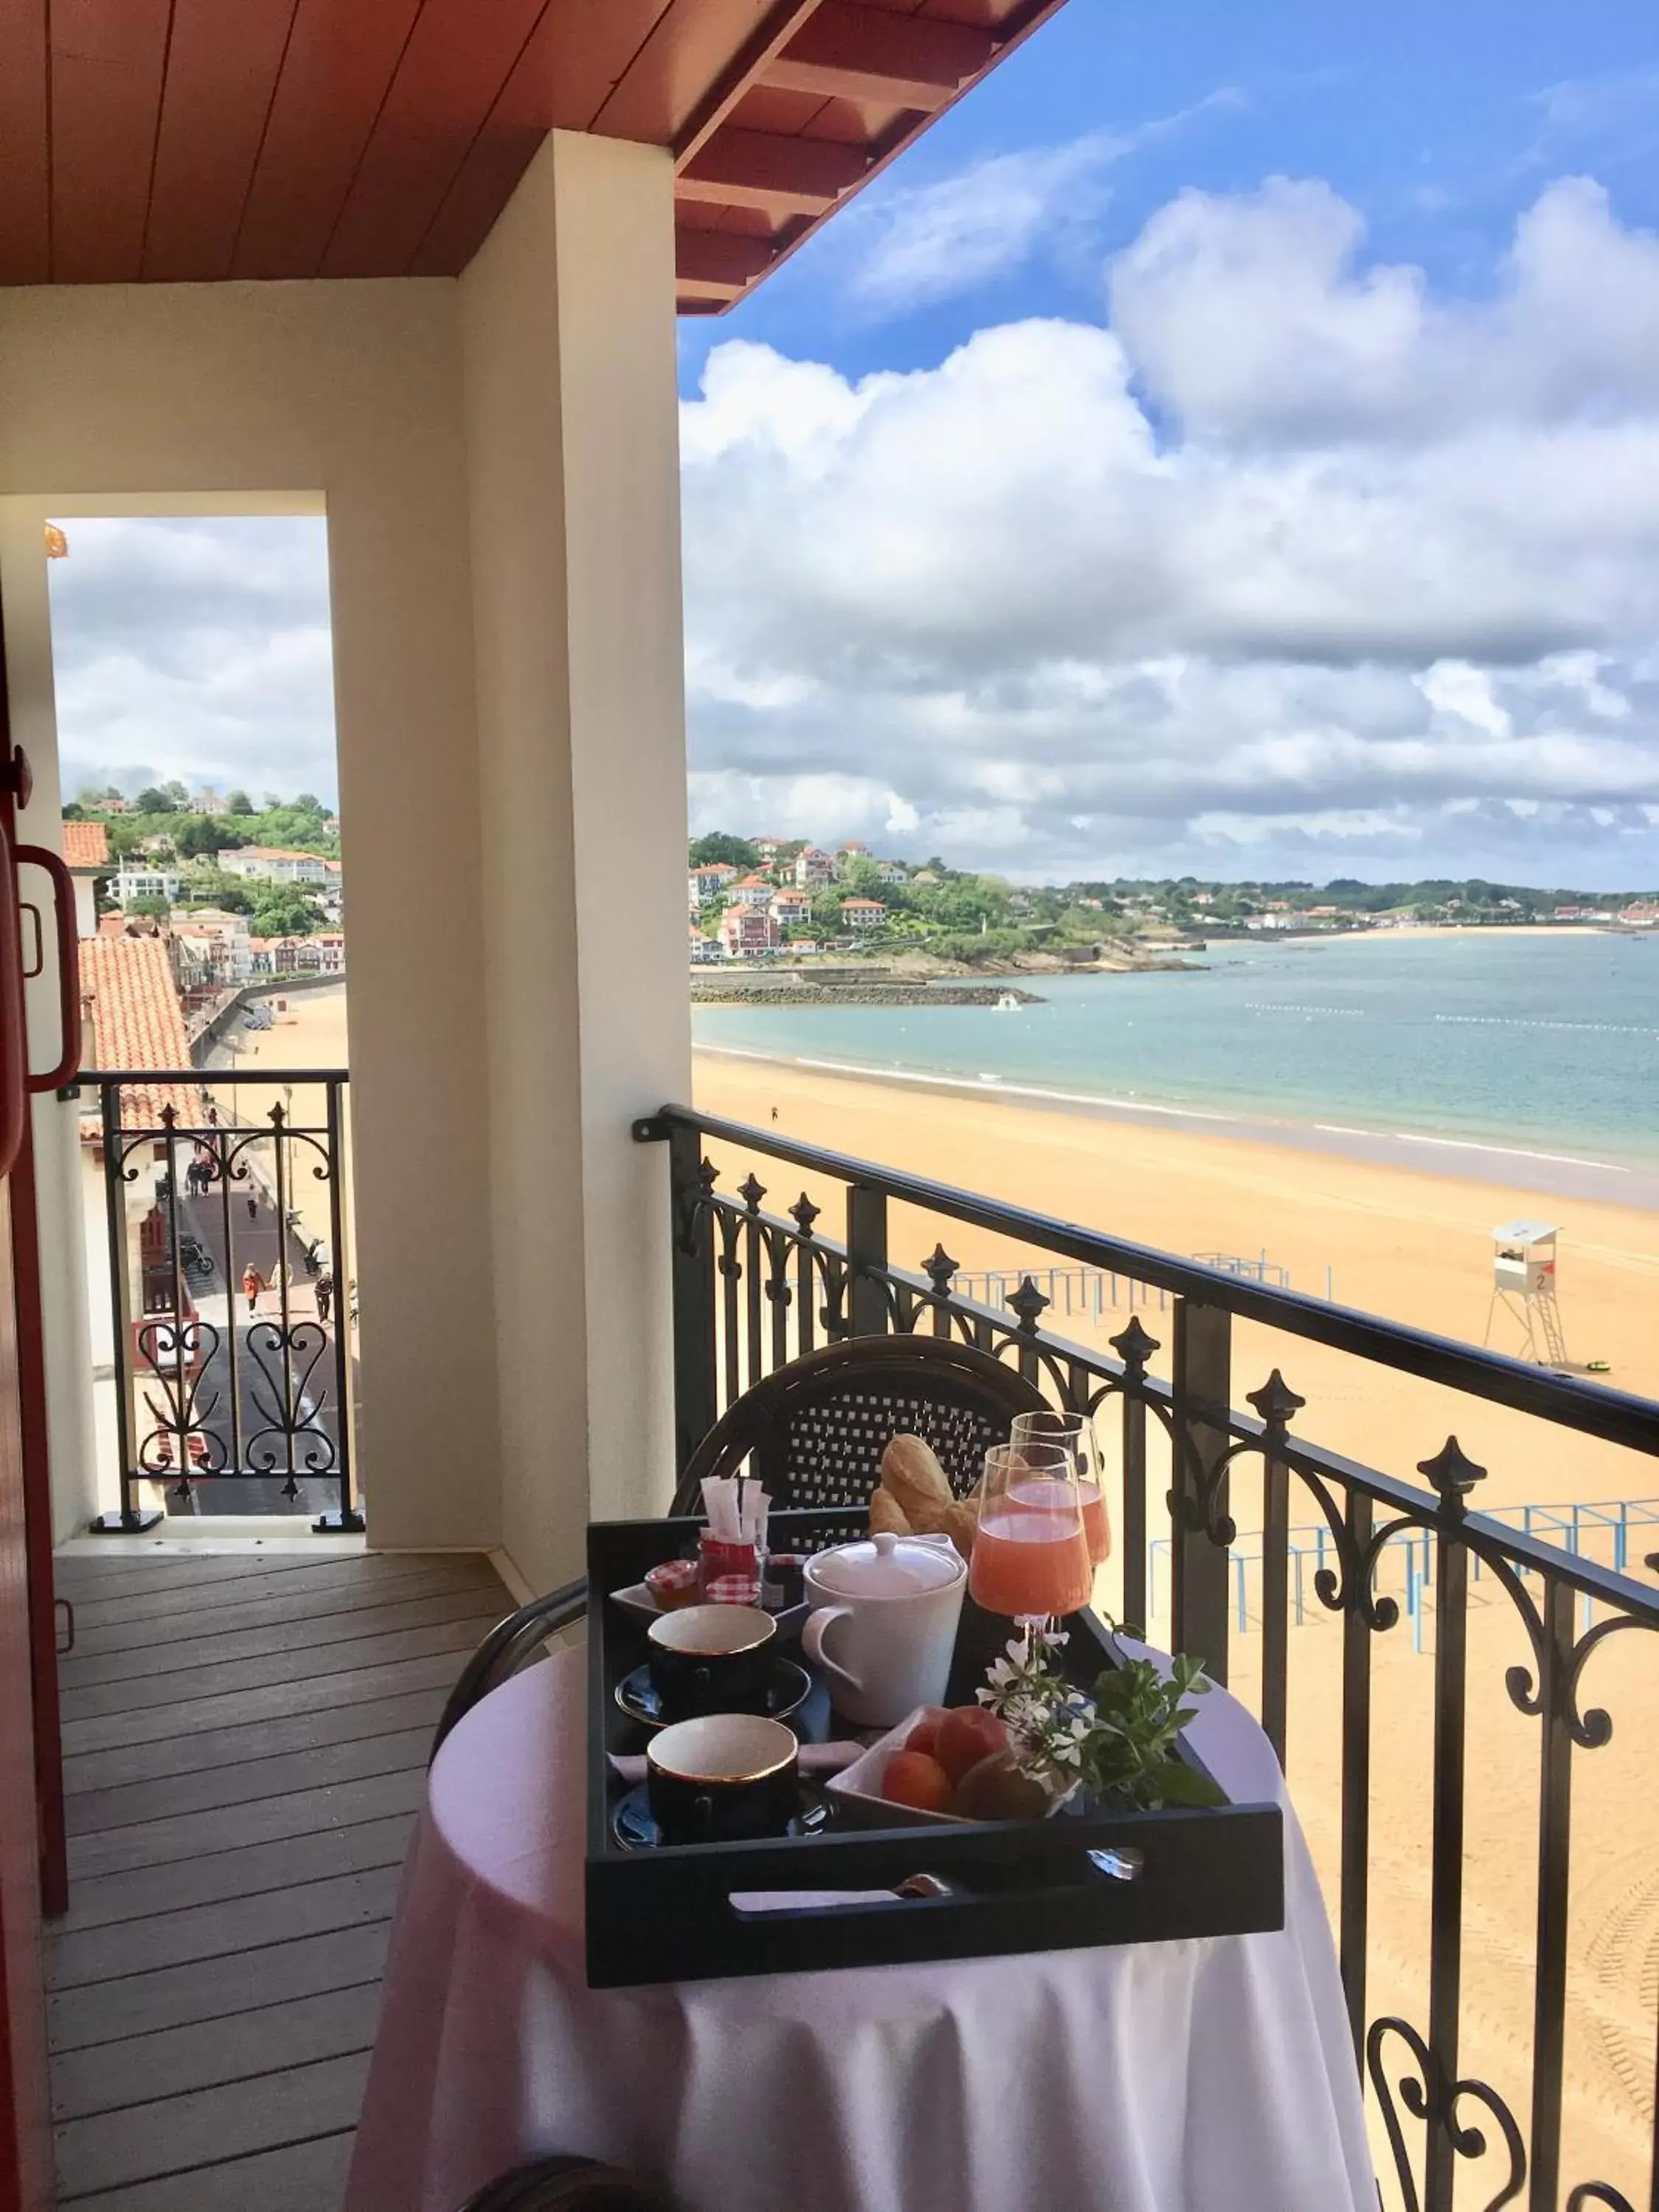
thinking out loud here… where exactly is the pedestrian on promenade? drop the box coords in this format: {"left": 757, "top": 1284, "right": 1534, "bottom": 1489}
{"left": 241, "top": 1264, "right": 264, "bottom": 1317}
{"left": 246, "top": 1193, "right": 258, "bottom": 1222}
{"left": 316, "top": 1271, "right": 334, "bottom": 1326}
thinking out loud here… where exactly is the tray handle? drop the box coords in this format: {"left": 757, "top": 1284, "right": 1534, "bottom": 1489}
{"left": 728, "top": 1849, "right": 1144, "bottom": 1919}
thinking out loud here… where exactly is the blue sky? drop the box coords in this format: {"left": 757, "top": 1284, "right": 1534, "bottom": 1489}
{"left": 44, "top": 6, "right": 1659, "bottom": 888}
{"left": 684, "top": 0, "right": 1659, "bottom": 390}
{"left": 678, "top": 0, "right": 1659, "bottom": 887}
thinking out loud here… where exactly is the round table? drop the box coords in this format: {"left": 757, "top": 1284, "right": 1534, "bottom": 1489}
{"left": 344, "top": 1647, "right": 1374, "bottom": 2212}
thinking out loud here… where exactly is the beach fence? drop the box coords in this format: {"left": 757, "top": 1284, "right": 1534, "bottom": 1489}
{"left": 1151, "top": 1497, "right": 1659, "bottom": 1653}
{"left": 953, "top": 1253, "right": 1336, "bottom": 1317}
{"left": 950, "top": 1264, "right": 1169, "bottom": 1318}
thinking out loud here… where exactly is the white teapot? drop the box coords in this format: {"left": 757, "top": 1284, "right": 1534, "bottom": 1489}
{"left": 802, "top": 1531, "right": 967, "bottom": 1727}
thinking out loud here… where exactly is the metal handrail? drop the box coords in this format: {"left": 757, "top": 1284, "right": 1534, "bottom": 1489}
{"left": 640, "top": 1102, "right": 1659, "bottom": 2212}
{"left": 641, "top": 1105, "right": 1659, "bottom": 1456}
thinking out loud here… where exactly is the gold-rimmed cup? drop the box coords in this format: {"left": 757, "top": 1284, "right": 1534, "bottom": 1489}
{"left": 646, "top": 1714, "right": 800, "bottom": 1844}
{"left": 647, "top": 1603, "right": 776, "bottom": 1719}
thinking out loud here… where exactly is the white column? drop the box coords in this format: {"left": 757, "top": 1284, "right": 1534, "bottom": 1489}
{"left": 461, "top": 131, "right": 689, "bottom": 1595}
{"left": 0, "top": 505, "right": 102, "bottom": 1538}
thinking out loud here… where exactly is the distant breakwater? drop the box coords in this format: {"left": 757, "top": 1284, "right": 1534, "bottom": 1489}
{"left": 690, "top": 979, "right": 1046, "bottom": 1009}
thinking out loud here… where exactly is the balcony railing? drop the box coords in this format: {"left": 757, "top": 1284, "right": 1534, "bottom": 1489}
{"left": 76, "top": 1068, "right": 361, "bottom": 1533}
{"left": 636, "top": 1102, "right": 1659, "bottom": 2212}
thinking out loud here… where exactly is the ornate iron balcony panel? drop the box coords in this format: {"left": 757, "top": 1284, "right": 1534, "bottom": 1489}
{"left": 83, "top": 1067, "right": 361, "bottom": 1534}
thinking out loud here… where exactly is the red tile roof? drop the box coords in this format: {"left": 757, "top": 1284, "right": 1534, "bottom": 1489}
{"left": 62, "top": 821, "right": 110, "bottom": 869}
{"left": 77, "top": 935, "right": 198, "bottom": 1128}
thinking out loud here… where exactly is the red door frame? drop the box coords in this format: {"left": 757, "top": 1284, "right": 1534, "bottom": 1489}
{"left": 0, "top": 588, "right": 62, "bottom": 2208}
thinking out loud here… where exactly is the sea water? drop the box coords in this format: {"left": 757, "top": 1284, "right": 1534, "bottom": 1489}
{"left": 692, "top": 932, "right": 1659, "bottom": 1175}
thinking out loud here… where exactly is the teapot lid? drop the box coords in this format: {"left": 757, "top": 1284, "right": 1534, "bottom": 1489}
{"left": 810, "top": 1531, "right": 962, "bottom": 1597}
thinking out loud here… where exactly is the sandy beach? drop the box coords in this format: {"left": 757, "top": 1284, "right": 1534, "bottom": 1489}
{"left": 694, "top": 1047, "right": 1659, "bottom": 2198}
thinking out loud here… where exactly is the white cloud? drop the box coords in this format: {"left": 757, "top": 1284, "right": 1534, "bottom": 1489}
{"left": 847, "top": 137, "right": 1117, "bottom": 315}
{"left": 47, "top": 517, "right": 338, "bottom": 805}
{"left": 682, "top": 178, "right": 1659, "bottom": 886}
{"left": 1416, "top": 662, "right": 1512, "bottom": 739}
{"left": 841, "top": 91, "right": 1245, "bottom": 318}
{"left": 1107, "top": 174, "right": 1659, "bottom": 444}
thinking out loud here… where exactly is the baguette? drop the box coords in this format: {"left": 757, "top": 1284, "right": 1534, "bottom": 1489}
{"left": 868, "top": 1486, "right": 912, "bottom": 1538}
{"left": 931, "top": 1499, "right": 978, "bottom": 1562}
{"left": 879, "top": 1433, "right": 952, "bottom": 1525}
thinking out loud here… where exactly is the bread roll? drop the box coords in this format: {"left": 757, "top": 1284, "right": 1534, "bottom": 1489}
{"left": 932, "top": 1500, "right": 978, "bottom": 1562}
{"left": 880, "top": 1433, "right": 952, "bottom": 1525}
{"left": 869, "top": 1486, "right": 912, "bottom": 1537}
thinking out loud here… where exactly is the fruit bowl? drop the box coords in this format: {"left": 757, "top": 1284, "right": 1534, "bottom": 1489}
{"left": 825, "top": 1708, "right": 973, "bottom": 1828}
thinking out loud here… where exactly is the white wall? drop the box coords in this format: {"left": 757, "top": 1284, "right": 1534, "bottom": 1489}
{"left": 0, "top": 290, "right": 502, "bottom": 1551}
{"left": 0, "top": 136, "right": 693, "bottom": 1579}
{"left": 0, "top": 508, "right": 99, "bottom": 1537}
{"left": 460, "top": 132, "right": 688, "bottom": 1593}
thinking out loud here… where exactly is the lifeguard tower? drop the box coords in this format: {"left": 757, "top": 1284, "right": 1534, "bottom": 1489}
{"left": 1485, "top": 1221, "right": 1568, "bottom": 1368}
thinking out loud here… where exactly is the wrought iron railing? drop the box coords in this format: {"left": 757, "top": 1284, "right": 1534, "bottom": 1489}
{"left": 75, "top": 1068, "right": 361, "bottom": 1533}
{"left": 636, "top": 1102, "right": 1659, "bottom": 2212}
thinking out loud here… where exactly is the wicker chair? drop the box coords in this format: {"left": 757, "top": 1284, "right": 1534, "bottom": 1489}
{"left": 670, "top": 1333, "right": 1046, "bottom": 1513}
{"left": 431, "top": 1335, "right": 1044, "bottom": 1758}
{"left": 458, "top": 2154, "right": 680, "bottom": 2211}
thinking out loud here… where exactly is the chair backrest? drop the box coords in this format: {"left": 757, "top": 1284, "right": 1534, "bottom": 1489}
{"left": 672, "top": 1333, "right": 1047, "bottom": 1514}
{"left": 430, "top": 1577, "right": 588, "bottom": 1763}
{"left": 459, "top": 2155, "right": 679, "bottom": 2211}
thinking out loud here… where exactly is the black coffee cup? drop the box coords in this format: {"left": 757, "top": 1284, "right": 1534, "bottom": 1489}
{"left": 647, "top": 1714, "right": 800, "bottom": 1845}
{"left": 647, "top": 1604, "right": 776, "bottom": 1721}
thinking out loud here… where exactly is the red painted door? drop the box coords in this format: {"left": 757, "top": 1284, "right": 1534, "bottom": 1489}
{"left": 0, "top": 1173, "right": 51, "bottom": 2211}
{"left": 0, "top": 604, "right": 59, "bottom": 2208}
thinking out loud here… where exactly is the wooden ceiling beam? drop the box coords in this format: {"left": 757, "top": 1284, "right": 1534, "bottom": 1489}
{"left": 675, "top": 224, "right": 779, "bottom": 299}
{"left": 762, "top": 1, "right": 997, "bottom": 111}
{"left": 675, "top": 126, "right": 869, "bottom": 216}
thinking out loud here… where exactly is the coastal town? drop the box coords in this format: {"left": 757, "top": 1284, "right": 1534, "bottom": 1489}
{"left": 691, "top": 832, "right": 1659, "bottom": 965}
{"left": 61, "top": 784, "right": 344, "bottom": 1020}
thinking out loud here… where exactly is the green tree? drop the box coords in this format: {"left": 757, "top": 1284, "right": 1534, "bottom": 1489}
{"left": 174, "top": 816, "right": 243, "bottom": 858}
{"left": 689, "top": 832, "right": 759, "bottom": 869}
{"left": 163, "top": 779, "right": 190, "bottom": 807}
{"left": 226, "top": 789, "right": 254, "bottom": 815}
{"left": 292, "top": 792, "right": 325, "bottom": 815}
{"left": 134, "top": 786, "right": 172, "bottom": 814}
{"left": 180, "top": 872, "right": 253, "bottom": 914}
{"left": 838, "top": 856, "right": 888, "bottom": 899}
{"left": 124, "top": 894, "right": 170, "bottom": 921}
{"left": 250, "top": 805, "right": 333, "bottom": 850}
{"left": 248, "top": 889, "right": 323, "bottom": 938}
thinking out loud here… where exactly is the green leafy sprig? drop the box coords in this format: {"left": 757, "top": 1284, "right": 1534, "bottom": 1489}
{"left": 978, "top": 1625, "right": 1225, "bottom": 1812}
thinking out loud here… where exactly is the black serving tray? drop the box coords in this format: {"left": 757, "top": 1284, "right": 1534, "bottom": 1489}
{"left": 585, "top": 1509, "right": 1283, "bottom": 1989}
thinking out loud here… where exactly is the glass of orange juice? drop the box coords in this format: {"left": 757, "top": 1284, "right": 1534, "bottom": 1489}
{"left": 1009, "top": 1408, "right": 1111, "bottom": 1566}
{"left": 969, "top": 1441, "right": 1093, "bottom": 1626}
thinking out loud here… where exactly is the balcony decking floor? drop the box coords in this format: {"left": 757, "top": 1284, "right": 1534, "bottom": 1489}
{"left": 47, "top": 1548, "right": 512, "bottom": 2211}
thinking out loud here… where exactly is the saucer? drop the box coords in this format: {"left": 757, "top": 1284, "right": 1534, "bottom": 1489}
{"left": 615, "top": 1656, "right": 813, "bottom": 1731}
{"left": 611, "top": 1781, "right": 833, "bottom": 1851}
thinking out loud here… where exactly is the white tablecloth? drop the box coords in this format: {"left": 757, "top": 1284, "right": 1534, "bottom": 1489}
{"left": 345, "top": 1645, "right": 1374, "bottom": 2212}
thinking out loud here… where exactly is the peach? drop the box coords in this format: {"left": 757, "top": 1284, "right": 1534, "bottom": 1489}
{"left": 936, "top": 1705, "right": 1008, "bottom": 1784}
{"left": 883, "top": 1750, "right": 953, "bottom": 1812}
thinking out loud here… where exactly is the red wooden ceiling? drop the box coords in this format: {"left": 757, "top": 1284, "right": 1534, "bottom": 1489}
{"left": 0, "top": 0, "right": 1070, "bottom": 310}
